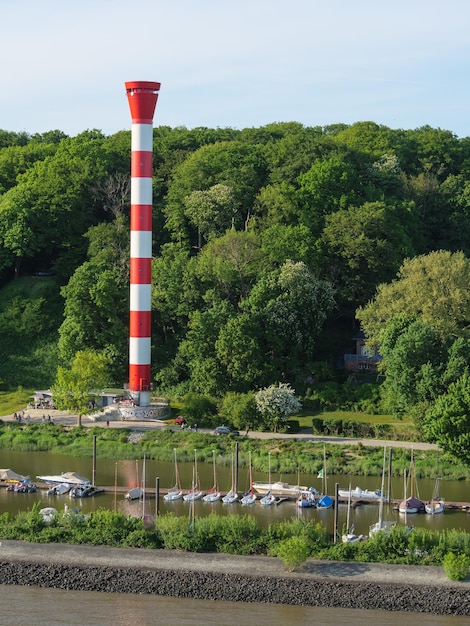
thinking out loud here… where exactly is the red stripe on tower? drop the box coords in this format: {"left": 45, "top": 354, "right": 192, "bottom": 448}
{"left": 125, "top": 81, "right": 160, "bottom": 407}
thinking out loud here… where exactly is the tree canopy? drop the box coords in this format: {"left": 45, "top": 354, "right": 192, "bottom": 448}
{"left": 1, "top": 121, "right": 470, "bottom": 449}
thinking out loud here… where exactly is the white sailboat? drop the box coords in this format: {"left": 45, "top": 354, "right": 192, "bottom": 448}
{"left": 183, "top": 449, "right": 203, "bottom": 502}
{"left": 125, "top": 460, "right": 143, "bottom": 501}
{"left": 316, "top": 445, "right": 333, "bottom": 509}
{"left": 203, "top": 450, "right": 222, "bottom": 502}
{"left": 241, "top": 452, "right": 256, "bottom": 505}
{"left": 425, "top": 477, "right": 445, "bottom": 514}
{"left": 342, "top": 482, "right": 363, "bottom": 543}
{"left": 260, "top": 453, "right": 276, "bottom": 506}
{"left": 369, "top": 448, "right": 396, "bottom": 536}
{"left": 164, "top": 448, "right": 183, "bottom": 502}
{"left": 222, "top": 450, "right": 238, "bottom": 504}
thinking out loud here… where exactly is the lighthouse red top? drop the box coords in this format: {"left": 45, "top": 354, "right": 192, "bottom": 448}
{"left": 125, "top": 81, "right": 161, "bottom": 123}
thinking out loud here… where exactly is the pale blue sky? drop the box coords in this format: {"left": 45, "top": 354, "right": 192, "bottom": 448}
{"left": 2, "top": 0, "right": 470, "bottom": 137}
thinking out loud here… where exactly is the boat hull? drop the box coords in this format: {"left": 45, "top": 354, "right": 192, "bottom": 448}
{"left": 252, "top": 481, "right": 306, "bottom": 497}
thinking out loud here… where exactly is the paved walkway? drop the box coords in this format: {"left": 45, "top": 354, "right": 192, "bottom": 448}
{"left": 1, "top": 407, "right": 439, "bottom": 450}
{"left": 0, "top": 539, "right": 464, "bottom": 588}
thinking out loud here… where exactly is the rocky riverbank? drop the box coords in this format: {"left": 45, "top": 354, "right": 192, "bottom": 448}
{"left": 1, "top": 541, "right": 470, "bottom": 615}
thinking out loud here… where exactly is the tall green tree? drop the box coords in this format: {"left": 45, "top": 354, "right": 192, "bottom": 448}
{"left": 52, "top": 350, "right": 111, "bottom": 426}
{"left": 421, "top": 374, "right": 470, "bottom": 465}
{"left": 357, "top": 250, "right": 470, "bottom": 348}
{"left": 319, "top": 201, "right": 415, "bottom": 313}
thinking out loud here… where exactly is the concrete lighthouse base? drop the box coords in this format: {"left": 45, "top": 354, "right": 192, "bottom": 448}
{"left": 119, "top": 401, "right": 171, "bottom": 421}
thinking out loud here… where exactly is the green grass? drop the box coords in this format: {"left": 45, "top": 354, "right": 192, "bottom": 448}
{"left": 0, "top": 388, "right": 34, "bottom": 417}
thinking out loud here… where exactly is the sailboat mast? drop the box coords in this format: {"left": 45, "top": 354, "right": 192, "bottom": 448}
{"left": 142, "top": 454, "right": 146, "bottom": 519}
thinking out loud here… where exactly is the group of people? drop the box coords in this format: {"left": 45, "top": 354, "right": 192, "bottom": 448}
{"left": 12, "top": 411, "right": 54, "bottom": 424}
{"left": 13, "top": 411, "right": 30, "bottom": 423}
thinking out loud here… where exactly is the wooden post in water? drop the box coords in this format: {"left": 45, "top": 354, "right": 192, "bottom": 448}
{"left": 114, "top": 462, "right": 117, "bottom": 512}
{"left": 334, "top": 483, "right": 339, "bottom": 543}
{"left": 92, "top": 434, "right": 97, "bottom": 486}
{"left": 235, "top": 441, "right": 239, "bottom": 494}
{"left": 388, "top": 448, "right": 393, "bottom": 503}
{"left": 155, "top": 476, "right": 160, "bottom": 520}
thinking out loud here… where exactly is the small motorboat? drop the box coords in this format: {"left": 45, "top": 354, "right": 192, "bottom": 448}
{"left": 47, "top": 482, "right": 71, "bottom": 496}
{"left": 70, "top": 483, "right": 96, "bottom": 498}
{"left": 296, "top": 490, "right": 316, "bottom": 508}
{"left": 125, "top": 487, "right": 144, "bottom": 501}
{"left": 338, "top": 487, "right": 382, "bottom": 500}
{"left": 13, "top": 479, "right": 37, "bottom": 493}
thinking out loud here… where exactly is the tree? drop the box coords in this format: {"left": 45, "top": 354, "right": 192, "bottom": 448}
{"left": 164, "top": 141, "right": 268, "bottom": 245}
{"left": 247, "top": 260, "right": 335, "bottom": 377}
{"left": 421, "top": 374, "right": 470, "bottom": 465}
{"left": 52, "top": 351, "right": 111, "bottom": 426}
{"left": 296, "top": 154, "right": 361, "bottom": 235}
{"left": 378, "top": 316, "right": 444, "bottom": 418}
{"left": 357, "top": 250, "right": 470, "bottom": 348}
{"left": 319, "top": 201, "right": 415, "bottom": 312}
{"left": 183, "top": 184, "right": 238, "bottom": 246}
{"left": 220, "top": 391, "right": 261, "bottom": 434}
{"left": 192, "top": 230, "right": 262, "bottom": 304}
{"left": 254, "top": 383, "right": 302, "bottom": 432}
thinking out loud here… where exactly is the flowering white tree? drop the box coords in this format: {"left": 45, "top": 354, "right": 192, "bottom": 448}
{"left": 254, "top": 383, "right": 302, "bottom": 432}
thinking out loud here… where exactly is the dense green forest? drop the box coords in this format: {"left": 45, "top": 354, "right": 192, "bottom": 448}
{"left": 0, "top": 122, "right": 469, "bottom": 461}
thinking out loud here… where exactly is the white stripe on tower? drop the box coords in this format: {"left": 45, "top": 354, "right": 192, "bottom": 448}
{"left": 125, "top": 81, "right": 160, "bottom": 407}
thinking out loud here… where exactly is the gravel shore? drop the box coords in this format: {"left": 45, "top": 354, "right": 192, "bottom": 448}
{"left": 1, "top": 540, "right": 470, "bottom": 615}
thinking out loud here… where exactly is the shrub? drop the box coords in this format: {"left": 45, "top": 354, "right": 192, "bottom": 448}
{"left": 443, "top": 552, "right": 470, "bottom": 581}
{"left": 276, "top": 536, "right": 310, "bottom": 571}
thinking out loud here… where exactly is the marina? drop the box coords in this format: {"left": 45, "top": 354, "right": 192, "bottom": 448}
{"left": 1, "top": 448, "right": 470, "bottom": 538}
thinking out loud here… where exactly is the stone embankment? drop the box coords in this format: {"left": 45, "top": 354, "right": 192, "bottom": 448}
{"left": 1, "top": 541, "right": 469, "bottom": 615}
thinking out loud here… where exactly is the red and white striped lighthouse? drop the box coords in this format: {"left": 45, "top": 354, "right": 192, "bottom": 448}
{"left": 125, "top": 81, "right": 160, "bottom": 407}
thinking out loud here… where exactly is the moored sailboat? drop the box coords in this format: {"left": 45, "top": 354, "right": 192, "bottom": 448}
{"left": 164, "top": 448, "right": 183, "bottom": 502}
{"left": 369, "top": 448, "right": 396, "bottom": 536}
{"left": 316, "top": 445, "right": 333, "bottom": 509}
{"left": 183, "top": 449, "right": 203, "bottom": 502}
{"left": 222, "top": 450, "right": 238, "bottom": 504}
{"left": 241, "top": 452, "right": 256, "bottom": 505}
{"left": 203, "top": 450, "right": 222, "bottom": 502}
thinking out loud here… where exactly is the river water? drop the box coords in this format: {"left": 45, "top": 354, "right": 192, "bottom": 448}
{"left": 1, "top": 449, "right": 470, "bottom": 537}
{"left": 1, "top": 584, "right": 469, "bottom": 625}
{"left": 2, "top": 450, "right": 470, "bottom": 622}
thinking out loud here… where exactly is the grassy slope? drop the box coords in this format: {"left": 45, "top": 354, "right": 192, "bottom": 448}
{"left": 0, "top": 276, "right": 63, "bottom": 390}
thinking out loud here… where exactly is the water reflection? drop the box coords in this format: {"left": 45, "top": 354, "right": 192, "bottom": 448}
{"left": 1, "top": 449, "right": 470, "bottom": 537}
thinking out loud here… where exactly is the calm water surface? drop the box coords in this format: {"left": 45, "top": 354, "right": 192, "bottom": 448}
{"left": 1, "top": 449, "right": 470, "bottom": 537}
{"left": 2, "top": 451, "right": 470, "bottom": 624}
{"left": 1, "top": 585, "right": 468, "bottom": 625}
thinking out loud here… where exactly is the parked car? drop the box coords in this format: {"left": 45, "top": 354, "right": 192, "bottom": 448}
{"left": 174, "top": 416, "right": 186, "bottom": 425}
{"left": 214, "top": 426, "right": 230, "bottom": 435}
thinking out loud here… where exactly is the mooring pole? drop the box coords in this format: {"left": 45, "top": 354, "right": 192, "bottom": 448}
{"left": 155, "top": 476, "right": 160, "bottom": 519}
{"left": 334, "top": 482, "right": 339, "bottom": 543}
{"left": 235, "top": 441, "right": 239, "bottom": 494}
{"left": 92, "top": 434, "right": 97, "bottom": 486}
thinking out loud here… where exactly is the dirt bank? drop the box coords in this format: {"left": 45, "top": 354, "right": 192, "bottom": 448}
{"left": 0, "top": 541, "right": 469, "bottom": 615}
